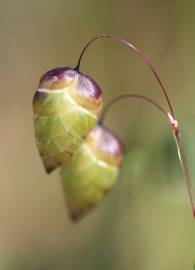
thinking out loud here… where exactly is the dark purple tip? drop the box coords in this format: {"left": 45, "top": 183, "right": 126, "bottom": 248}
{"left": 39, "top": 67, "right": 77, "bottom": 89}
{"left": 98, "top": 126, "right": 124, "bottom": 157}
{"left": 37, "top": 66, "right": 102, "bottom": 111}
{"left": 91, "top": 125, "right": 124, "bottom": 162}
{"left": 77, "top": 72, "right": 102, "bottom": 101}
{"left": 32, "top": 90, "right": 46, "bottom": 105}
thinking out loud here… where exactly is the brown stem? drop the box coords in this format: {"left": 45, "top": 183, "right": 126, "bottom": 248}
{"left": 99, "top": 95, "right": 195, "bottom": 218}
{"left": 167, "top": 113, "right": 195, "bottom": 217}
{"left": 75, "top": 34, "right": 175, "bottom": 118}
{"left": 99, "top": 94, "right": 167, "bottom": 124}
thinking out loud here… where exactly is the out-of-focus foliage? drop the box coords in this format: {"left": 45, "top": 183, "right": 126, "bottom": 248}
{"left": 0, "top": 0, "right": 195, "bottom": 269}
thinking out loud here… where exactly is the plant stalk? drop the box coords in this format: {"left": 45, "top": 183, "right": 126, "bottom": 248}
{"left": 167, "top": 113, "right": 195, "bottom": 217}
{"left": 75, "top": 34, "right": 175, "bottom": 117}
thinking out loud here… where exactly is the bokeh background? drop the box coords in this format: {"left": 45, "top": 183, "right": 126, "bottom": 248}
{"left": 0, "top": 0, "right": 195, "bottom": 269}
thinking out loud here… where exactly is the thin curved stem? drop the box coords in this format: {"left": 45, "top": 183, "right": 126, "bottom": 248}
{"left": 99, "top": 94, "right": 195, "bottom": 217}
{"left": 175, "top": 134, "right": 195, "bottom": 217}
{"left": 75, "top": 34, "right": 175, "bottom": 118}
{"left": 167, "top": 113, "right": 195, "bottom": 217}
{"left": 99, "top": 94, "right": 167, "bottom": 124}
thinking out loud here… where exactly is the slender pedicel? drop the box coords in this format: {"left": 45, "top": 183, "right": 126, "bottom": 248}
{"left": 99, "top": 94, "right": 195, "bottom": 217}
{"left": 99, "top": 94, "right": 167, "bottom": 124}
{"left": 74, "top": 34, "right": 175, "bottom": 118}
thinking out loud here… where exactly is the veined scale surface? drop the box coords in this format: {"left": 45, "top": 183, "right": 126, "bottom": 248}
{"left": 60, "top": 125, "right": 124, "bottom": 221}
{"left": 33, "top": 67, "right": 102, "bottom": 173}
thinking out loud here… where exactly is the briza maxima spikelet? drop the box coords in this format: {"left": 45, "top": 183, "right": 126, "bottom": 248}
{"left": 33, "top": 67, "right": 102, "bottom": 173}
{"left": 60, "top": 124, "right": 124, "bottom": 221}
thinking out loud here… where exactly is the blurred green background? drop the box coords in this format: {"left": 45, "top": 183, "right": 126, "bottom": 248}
{"left": 0, "top": 0, "right": 195, "bottom": 269}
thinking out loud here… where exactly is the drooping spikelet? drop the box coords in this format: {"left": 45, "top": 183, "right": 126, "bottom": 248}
{"left": 60, "top": 125, "right": 124, "bottom": 221}
{"left": 33, "top": 67, "right": 102, "bottom": 173}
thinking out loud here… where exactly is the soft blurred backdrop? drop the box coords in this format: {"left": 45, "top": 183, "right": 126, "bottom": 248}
{"left": 0, "top": 0, "right": 195, "bottom": 269}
